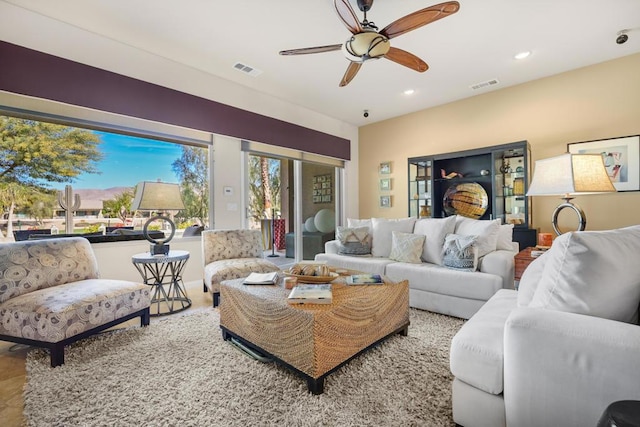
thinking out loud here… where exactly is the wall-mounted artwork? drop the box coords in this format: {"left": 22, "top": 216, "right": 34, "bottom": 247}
{"left": 380, "top": 195, "right": 391, "bottom": 208}
{"left": 312, "top": 174, "right": 333, "bottom": 203}
{"left": 568, "top": 135, "right": 640, "bottom": 192}
{"left": 379, "top": 161, "right": 391, "bottom": 175}
{"left": 380, "top": 178, "right": 391, "bottom": 191}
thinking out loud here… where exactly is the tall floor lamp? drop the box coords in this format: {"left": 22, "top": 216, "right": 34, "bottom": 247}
{"left": 527, "top": 153, "right": 616, "bottom": 235}
{"left": 131, "top": 181, "right": 185, "bottom": 255}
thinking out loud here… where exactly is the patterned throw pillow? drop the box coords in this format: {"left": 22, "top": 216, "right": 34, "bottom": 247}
{"left": 336, "top": 226, "right": 372, "bottom": 255}
{"left": 389, "top": 231, "right": 426, "bottom": 264}
{"left": 442, "top": 233, "right": 478, "bottom": 271}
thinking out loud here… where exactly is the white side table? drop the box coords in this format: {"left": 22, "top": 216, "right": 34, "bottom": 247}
{"left": 132, "top": 250, "right": 191, "bottom": 316}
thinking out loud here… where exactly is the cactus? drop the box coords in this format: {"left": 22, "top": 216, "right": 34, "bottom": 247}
{"left": 57, "top": 185, "right": 81, "bottom": 234}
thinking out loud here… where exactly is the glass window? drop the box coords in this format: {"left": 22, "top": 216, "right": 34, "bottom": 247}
{"left": 0, "top": 115, "right": 209, "bottom": 241}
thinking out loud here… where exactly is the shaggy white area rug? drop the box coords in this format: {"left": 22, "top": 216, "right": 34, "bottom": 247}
{"left": 24, "top": 308, "right": 464, "bottom": 426}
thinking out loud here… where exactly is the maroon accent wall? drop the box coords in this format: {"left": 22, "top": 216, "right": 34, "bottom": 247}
{"left": 0, "top": 41, "right": 350, "bottom": 160}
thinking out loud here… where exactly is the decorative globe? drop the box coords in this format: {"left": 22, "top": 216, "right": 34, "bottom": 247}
{"left": 304, "top": 217, "right": 318, "bottom": 232}
{"left": 314, "top": 209, "right": 335, "bottom": 233}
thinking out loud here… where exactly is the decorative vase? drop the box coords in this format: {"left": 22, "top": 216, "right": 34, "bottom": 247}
{"left": 419, "top": 205, "right": 431, "bottom": 218}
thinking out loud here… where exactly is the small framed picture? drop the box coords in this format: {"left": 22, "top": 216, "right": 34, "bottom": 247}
{"left": 379, "top": 178, "right": 391, "bottom": 191}
{"left": 379, "top": 161, "right": 391, "bottom": 175}
{"left": 380, "top": 195, "right": 391, "bottom": 208}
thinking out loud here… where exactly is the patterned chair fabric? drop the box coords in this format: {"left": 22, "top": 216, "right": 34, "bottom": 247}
{"left": 0, "top": 237, "right": 151, "bottom": 367}
{"left": 0, "top": 237, "right": 100, "bottom": 303}
{"left": 202, "top": 229, "right": 279, "bottom": 306}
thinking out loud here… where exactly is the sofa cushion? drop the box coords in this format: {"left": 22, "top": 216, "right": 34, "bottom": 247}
{"left": 347, "top": 218, "right": 372, "bottom": 235}
{"left": 314, "top": 253, "right": 394, "bottom": 276}
{"left": 496, "top": 224, "right": 515, "bottom": 250}
{"left": 389, "top": 231, "right": 425, "bottom": 264}
{"left": 0, "top": 279, "right": 150, "bottom": 342}
{"left": 529, "top": 226, "right": 640, "bottom": 323}
{"left": 336, "top": 226, "right": 371, "bottom": 255}
{"left": 450, "top": 289, "right": 518, "bottom": 395}
{"left": 442, "top": 234, "right": 479, "bottom": 271}
{"left": 385, "top": 262, "right": 502, "bottom": 301}
{"left": 454, "top": 216, "right": 501, "bottom": 258}
{"left": 371, "top": 217, "right": 417, "bottom": 258}
{"left": 201, "top": 229, "right": 263, "bottom": 264}
{"left": 516, "top": 253, "right": 548, "bottom": 307}
{"left": 413, "top": 216, "right": 456, "bottom": 265}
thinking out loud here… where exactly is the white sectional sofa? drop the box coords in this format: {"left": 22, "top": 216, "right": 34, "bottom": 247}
{"left": 315, "top": 216, "right": 518, "bottom": 319}
{"left": 450, "top": 225, "right": 640, "bottom": 427}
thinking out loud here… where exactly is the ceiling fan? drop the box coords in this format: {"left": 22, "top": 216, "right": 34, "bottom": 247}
{"left": 279, "top": 0, "right": 460, "bottom": 87}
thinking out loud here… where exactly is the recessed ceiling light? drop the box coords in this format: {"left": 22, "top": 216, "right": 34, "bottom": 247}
{"left": 514, "top": 51, "right": 531, "bottom": 60}
{"left": 403, "top": 89, "right": 415, "bottom": 95}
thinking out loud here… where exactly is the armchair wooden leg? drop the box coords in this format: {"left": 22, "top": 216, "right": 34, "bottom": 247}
{"left": 50, "top": 343, "right": 64, "bottom": 367}
{"left": 140, "top": 307, "right": 150, "bottom": 326}
{"left": 213, "top": 292, "right": 220, "bottom": 307}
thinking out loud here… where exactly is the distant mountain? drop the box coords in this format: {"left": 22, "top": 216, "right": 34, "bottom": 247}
{"left": 72, "top": 187, "right": 133, "bottom": 201}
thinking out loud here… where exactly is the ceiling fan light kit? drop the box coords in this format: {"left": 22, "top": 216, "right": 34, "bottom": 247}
{"left": 342, "top": 31, "right": 390, "bottom": 62}
{"left": 279, "top": 0, "right": 460, "bottom": 87}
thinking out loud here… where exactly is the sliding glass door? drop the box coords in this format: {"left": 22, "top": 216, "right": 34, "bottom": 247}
{"left": 243, "top": 144, "right": 342, "bottom": 263}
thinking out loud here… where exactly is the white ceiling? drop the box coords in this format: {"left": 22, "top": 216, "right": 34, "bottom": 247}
{"left": 2, "top": 0, "right": 640, "bottom": 127}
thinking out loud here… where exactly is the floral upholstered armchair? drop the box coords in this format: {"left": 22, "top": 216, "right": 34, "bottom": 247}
{"left": 202, "top": 229, "right": 279, "bottom": 307}
{"left": 0, "top": 237, "right": 151, "bottom": 367}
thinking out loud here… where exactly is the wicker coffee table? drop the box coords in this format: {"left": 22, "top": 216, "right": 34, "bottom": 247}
{"left": 219, "top": 274, "right": 409, "bottom": 394}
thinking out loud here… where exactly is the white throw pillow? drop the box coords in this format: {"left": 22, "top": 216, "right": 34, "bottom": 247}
{"left": 413, "top": 216, "right": 457, "bottom": 265}
{"left": 442, "top": 233, "right": 479, "bottom": 271}
{"left": 496, "top": 224, "right": 515, "bottom": 251}
{"left": 347, "top": 218, "right": 372, "bottom": 235}
{"left": 529, "top": 226, "right": 640, "bottom": 323}
{"left": 454, "top": 216, "right": 501, "bottom": 258}
{"left": 336, "top": 226, "right": 371, "bottom": 255}
{"left": 389, "top": 231, "right": 425, "bottom": 264}
{"left": 516, "top": 253, "right": 548, "bottom": 307}
{"left": 371, "top": 217, "right": 417, "bottom": 258}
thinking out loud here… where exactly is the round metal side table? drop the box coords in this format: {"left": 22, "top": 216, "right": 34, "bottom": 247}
{"left": 132, "top": 250, "right": 191, "bottom": 316}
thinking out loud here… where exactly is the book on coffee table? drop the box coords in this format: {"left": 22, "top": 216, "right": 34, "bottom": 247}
{"left": 346, "top": 274, "right": 384, "bottom": 285}
{"left": 287, "top": 284, "right": 332, "bottom": 304}
{"left": 243, "top": 271, "right": 279, "bottom": 285}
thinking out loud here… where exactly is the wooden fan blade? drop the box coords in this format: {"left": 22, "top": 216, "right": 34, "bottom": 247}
{"left": 380, "top": 1, "right": 460, "bottom": 40}
{"left": 384, "top": 47, "right": 429, "bottom": 72}
{"left": 334, "top": 0, "right": 363, "bottom": 34}
{"left": 279, "top": 44, "right": 343, "bottom": 55}
{"left": 339, "top": 62, "right": 362, "bottom": 87}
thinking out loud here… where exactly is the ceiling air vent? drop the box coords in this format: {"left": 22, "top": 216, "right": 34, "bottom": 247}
{"left": 469, "top": 78, "right": 499, "bottom": 91}
{"left": 232, "top": 62, "right": 262, "bottom": 77}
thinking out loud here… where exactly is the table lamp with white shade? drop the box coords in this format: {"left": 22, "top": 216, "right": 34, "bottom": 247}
{"left": 131, "top": 181, "right": 185, "bottom": 255}
{"left": 526, "top": 153, "right": 616, "bottom": 235}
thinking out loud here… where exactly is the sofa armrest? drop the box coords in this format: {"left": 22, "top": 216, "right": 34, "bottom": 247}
{"left": 478, "top": 250, "right": 516, "bottom": 289}
{"left": 324, "top": 240, "right": 340, "bottom": 254}
{"left": 504, "top": 308, "right": 640, "bottom": 427}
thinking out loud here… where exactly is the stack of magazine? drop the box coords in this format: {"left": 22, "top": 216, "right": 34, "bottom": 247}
{"left": 242, "top": 271, "right": 279, "bottom": 285}
{"left": 287, "top": 284, "right": 332, "bottom": 304}
{"left": 346, "top": 274, "right": 384, "bottom": 285}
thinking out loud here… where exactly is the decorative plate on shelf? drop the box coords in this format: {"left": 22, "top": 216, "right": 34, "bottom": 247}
{"left": 443, "top": 182, "right": 489, "bottom": 219}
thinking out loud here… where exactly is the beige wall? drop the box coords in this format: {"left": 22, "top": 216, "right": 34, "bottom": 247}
{"left": 358, "top": 53, "right": 640, "bottom": 234}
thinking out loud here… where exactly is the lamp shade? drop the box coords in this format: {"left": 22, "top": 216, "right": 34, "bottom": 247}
{"left": 131, "top": 181, "right": 185, "bottom": 211}
{"left": 527, "top": 153, "right": 616, "bottom": 197}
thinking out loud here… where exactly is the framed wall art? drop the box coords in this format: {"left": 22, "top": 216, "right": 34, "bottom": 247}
{"left": 379, "top": 161, "right": 391, "bottom": 175}
{"left": 312, "top": 174, "right": 333, "bottom": 203}
{"left": 380, "top": 195, "right": 391, "bottom": 208}
{"left": 568, "top": 135, "right": 640, "bottom": 192}
{"left": 379, "top": 178, "right": 391, "bottom": 191}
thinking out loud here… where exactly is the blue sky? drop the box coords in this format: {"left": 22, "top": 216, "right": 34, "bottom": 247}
{"left": 51, "top": 131, "right": 182, "bottom": 190}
